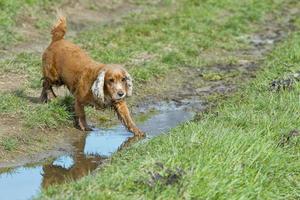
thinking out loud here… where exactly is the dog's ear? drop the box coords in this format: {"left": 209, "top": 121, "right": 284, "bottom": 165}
{"left": 125, "top": 71, "right": 133, "bottom": 96}
{"left": 92, "top": 71, "right": 106, "bottom": 103}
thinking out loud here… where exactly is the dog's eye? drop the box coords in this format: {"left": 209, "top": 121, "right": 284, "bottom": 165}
{"left": 122, "top": 77, "right": 126, "bottom": 82}
{"left": 109, "top": 78, "right": 114, "bottom": 83}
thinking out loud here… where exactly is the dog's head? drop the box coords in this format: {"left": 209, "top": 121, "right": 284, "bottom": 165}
{"left": 92, "top": 65, "right": 132, "bottom": 103}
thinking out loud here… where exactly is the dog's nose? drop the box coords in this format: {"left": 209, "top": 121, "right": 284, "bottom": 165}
{"left": 117, "top": 91, "right": 124, "bottom": 97}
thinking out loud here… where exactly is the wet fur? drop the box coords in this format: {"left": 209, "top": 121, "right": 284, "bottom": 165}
{"left": 40, "top": 17, "right": 144, "bottom": 136}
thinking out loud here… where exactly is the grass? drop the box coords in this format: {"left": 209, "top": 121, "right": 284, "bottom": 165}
{"left": 0, "top": 92, "right": 71, "bottom": 129}
{"left": 0, "top": 53, "right": 41, "bottom": 88}
{"left": 24, "top": 99, "right": 72, "bottom": 128}
{"left": 1, "top": 138, "right": 18, "bottom": 151}
{"left": 76, "top": 0, "right": 283, "bottom": 81}
{"left": 39, "top": 20, "right": 300, "bottom": 199}
{"left": 0, "top": 0, "right": 61, "bottom": 48}
{"left": 0, "top": 93, "right": 26, "bottom": 114}
{"left": 0, "top": 0, "right": 169, "bottom": 49}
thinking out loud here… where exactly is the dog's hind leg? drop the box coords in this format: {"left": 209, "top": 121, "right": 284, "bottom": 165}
{"left": 40, "top": 78, "right": 49, "bottom": 102}
{"left": 40, "top": 78, "right": 57, "bottom": 102}
{"left": 40, "top": 52, "right": 59, "bottom": 103}
{"left": 49, "top": 86, "right": 57, "bottom": 98}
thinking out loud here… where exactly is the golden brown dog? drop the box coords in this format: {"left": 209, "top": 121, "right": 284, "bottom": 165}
{"left": 40, "top": 17, "right": 144, "bottom": 136}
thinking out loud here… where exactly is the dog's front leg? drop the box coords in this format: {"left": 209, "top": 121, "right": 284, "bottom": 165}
{"left": 114, "top": 101, "right": 145, "bottom": 137}
{"left": 74, "top": 100, "right": 92, "bottom": 131}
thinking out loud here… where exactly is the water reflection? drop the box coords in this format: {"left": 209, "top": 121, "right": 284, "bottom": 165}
{"left": 42, "top": 137, "right": 97, "bottom": 187}
{"left": 0, "top": 130, "right": 140, "bottom": 200}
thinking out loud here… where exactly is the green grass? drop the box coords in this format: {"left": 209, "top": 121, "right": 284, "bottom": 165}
{"left": 0, "top": 0, "right": 168, "bottom": 49}
{"left": 0, "top": 92, "right": 71, "bottom": 129}
{"left": 75, "top": 0, "right": 289, "bottom": 81}
{"left": 0, "top": 0, "right": 62, "bottom": 47}
{"left": 0, "top": 53, "right": 41, "bottom": 88}
{"left": 23, "top": 98, "right": 72, "bottom": 128}
{"left": 40, "top": 23, "right": 300, "bottom": 199}
{"left": 1, "top": 138, "right": 18, "bottom": 151}
{"left": 0, "top": 93, "right": 26, "bottom": 114}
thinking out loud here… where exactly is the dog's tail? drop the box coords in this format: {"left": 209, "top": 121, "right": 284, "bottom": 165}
{"left": 51, "top": 16, "right": 67, "bottom": 42}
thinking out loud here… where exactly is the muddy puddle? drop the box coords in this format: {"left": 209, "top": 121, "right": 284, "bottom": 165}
{"left": 0, "top": 100, "right": 203, "bottom": 200}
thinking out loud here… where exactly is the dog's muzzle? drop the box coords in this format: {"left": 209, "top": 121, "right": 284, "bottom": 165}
{"left": 114, "top": 91, "right": 126, "bottom": 101}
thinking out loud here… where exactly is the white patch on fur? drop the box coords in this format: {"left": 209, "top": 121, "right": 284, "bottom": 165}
{"left": 125, "top": 71, "right": 133, "bottom": 96}
{"left": 92, "top": 71, "right": 106, "bottom": 103}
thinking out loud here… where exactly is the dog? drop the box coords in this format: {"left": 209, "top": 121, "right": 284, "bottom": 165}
{"left": 40, "top": 17, "right": 144, "bottom": 137}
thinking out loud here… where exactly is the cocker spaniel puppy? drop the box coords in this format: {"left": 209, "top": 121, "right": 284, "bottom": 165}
{"left": 40, "top": 17, "right": 144, "bottom": 137}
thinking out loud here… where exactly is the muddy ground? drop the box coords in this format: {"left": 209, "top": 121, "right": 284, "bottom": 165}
{"left": 0, "top": 1, "right": 299, "bottom": 168}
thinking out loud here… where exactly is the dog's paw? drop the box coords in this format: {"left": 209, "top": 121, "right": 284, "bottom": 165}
{"left": 81, "top": 126, "right": 93, "bottom": 131}
{"left": 76, "top": 123, "right": 93, "bottom": 131}
{"left": 134, "top": 129, "right": 146, "bottom": 138}
{"left": 39, "top": 94, "right": 48, "bottom": 103}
